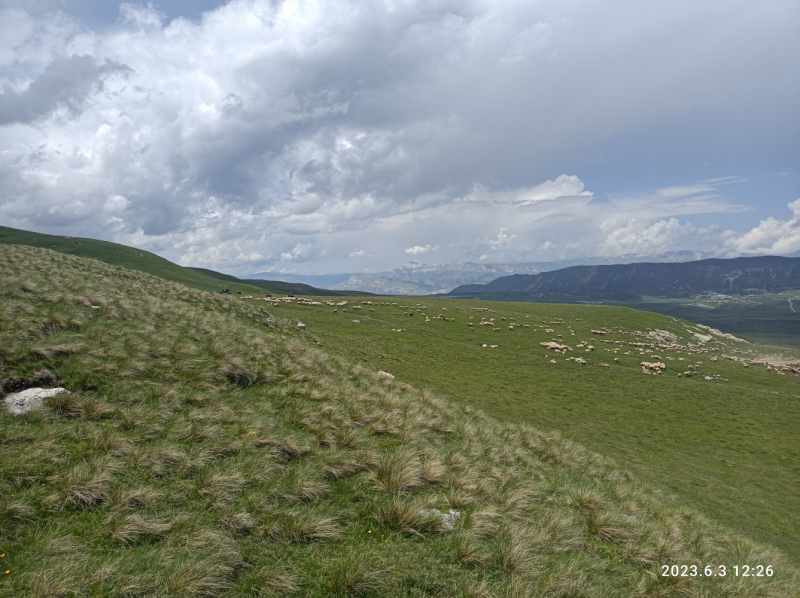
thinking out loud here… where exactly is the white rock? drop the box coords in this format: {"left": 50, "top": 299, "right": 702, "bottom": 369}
{"left": 4, "top": 387, "right": 69, "bottom": 415}
{"left": 377, "top": 371, "right": 394, "bottom": 379}
{"left": 297, "top": 322, "right": 306, "bottom": 330}
{"left": 421, "top": 508, "right": 461, "bottom": 530}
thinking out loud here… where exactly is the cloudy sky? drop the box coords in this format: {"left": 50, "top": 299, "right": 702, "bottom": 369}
{"left": 1, "top": 0, "right": 798, "bottom": 275}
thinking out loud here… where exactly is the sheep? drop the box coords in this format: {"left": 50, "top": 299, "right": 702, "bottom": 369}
{"left": 540, "top": 341, "right": 572, "bottom": 352}
{"left": 640, "top": 361, "right": 666, "bottom": 375}
{"left": 599, "top": 363, "right": 611, "bottom": 369}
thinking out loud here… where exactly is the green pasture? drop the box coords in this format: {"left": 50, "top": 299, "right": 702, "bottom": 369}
{"left": 275, "top": 297, "right": 800, "bottom": 560}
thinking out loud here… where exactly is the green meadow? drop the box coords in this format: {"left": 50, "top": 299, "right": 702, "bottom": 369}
{"left": 273, "top": 297, "right": 800, "bottom": 561}
{"left": 1, "top": 242, "right": 799, "bottom": 597}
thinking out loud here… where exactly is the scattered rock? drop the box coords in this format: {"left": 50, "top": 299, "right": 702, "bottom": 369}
{"left": 297, "top": 322, "right": 306, "bottom": 330}
{"left": 421, "top": 508, "right": 461, "bottom": 531}
{"left": 4, "top": 387, "right": 69, "bottom": 415}
{"left": 377, "top": 371, "right": 395, "bottom": 379}
{"left": 648, "top": 329, "right": 679, "bottom": 344}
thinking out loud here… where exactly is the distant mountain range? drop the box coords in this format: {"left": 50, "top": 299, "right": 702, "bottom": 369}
{"left": 247, "top": 251, "right": 714, "bottom": 295}
{"left": 449, "top": 256, "right": 800, "bottom": 297}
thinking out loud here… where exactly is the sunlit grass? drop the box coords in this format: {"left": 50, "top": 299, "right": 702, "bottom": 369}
{"left": 1, "top": 244, "right": 798, "bottom": 596}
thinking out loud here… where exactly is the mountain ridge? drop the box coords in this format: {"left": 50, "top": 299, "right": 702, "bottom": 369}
{"left": 449, "top": 255, "right": 800, "bottom": 296}
{"left": 253, "top": 251, "right": 715, "bottom": 295}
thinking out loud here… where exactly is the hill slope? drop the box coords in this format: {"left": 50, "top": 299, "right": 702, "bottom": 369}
{"left": 451, "top": 256, "right": 800, "bottom": 296}
{"left": 0, "top": 225, "right": 349, "bottom": 297}
{"left": 272, "top": 297, "right": 800, "bottom": 560}
{"left": 2, "top": 244, "right": 798, "bottom": 596}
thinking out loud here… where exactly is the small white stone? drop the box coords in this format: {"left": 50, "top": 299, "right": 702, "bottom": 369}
{"left": 4, "top": 387, "right": 69, "bottom": 415}
{"left": 377, "top": 371, "right": 394, "bottom": 379}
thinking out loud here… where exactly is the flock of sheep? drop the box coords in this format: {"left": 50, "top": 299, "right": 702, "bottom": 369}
{"left": 240, "top": 293, "right": 793, "bottom": 377}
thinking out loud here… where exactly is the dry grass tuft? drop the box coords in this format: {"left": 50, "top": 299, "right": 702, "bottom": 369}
{"left": 374, "top": 496, "right": 445, "bottom": 534}
{"left": 164, "top": 558, "right": 235, "bottom": 598}
{"left": 112, "top": 514, "right": 172, "bottom": 545}
{"left": 321, "top": 455, "right": 365, "bottom": 480}
{"left": 420, "top": 457, "right": 446, "bottom": 485}
{"left": 263, "top": 513, "right": 341, "bottom": 543}
{"left": 585, "top": 510, "right": 631, "bottom": 544}
{"left": 451, "top": 531, "right": 488, "bottom": 567}
{"left": 45, "top": 463, "right": 114, "bottom": 509}
{"left": 326, "top": 558, "right": 385, "bottom": 597}
{"left": 468, "top": 506, "right": 503, "bottom": 540}
{"left": 81, "top": 397, "right": 114, "bottom": 420}
{"left": 2, "top": 500, "right": 36, "bottom": 524}
{"left": 490, "top": 529, "right": 534, "bottom": 573}
{"left": 46, "top": 392, "right": 83, "bottom": 417}
{"left": 460, "top": 579, "right": 495, "bottom": 598}
{"left": 369, "top": 448, "right": 421, "bottom": 493}
{"left": 567, "top": 486, "right": 604, "bottom": 512}
{"left": 246, "top": 566, "right": 300, "bottom": 597}
{"left": 30, "top": 343, "right": 82, "bottom": 360}
{"left": 221, "top": 512, "right": 257, "bottom": 536}
{"left": 256, "top": 436, "right": 311, "bottom": 460}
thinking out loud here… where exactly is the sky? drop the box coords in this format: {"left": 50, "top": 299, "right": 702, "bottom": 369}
{"left": 0, "top": 0, "right": 798, "bottom": 276}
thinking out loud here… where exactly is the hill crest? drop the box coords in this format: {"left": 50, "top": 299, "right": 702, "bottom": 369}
{"left": 450, "top": 255, "right": 800, "bottom": 296}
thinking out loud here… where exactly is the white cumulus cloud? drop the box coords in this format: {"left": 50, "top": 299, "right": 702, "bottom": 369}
{"left": 726, "top": 199, "right": 800, "bottom": 254}
{"left": 0, "top": 1, "right": 796, "bottom": 274}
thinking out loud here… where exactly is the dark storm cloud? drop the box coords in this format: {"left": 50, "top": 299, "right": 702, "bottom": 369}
{"left": 0, "top": 0, "right": 798, "bottom": 274}
{"left": 0, "top": 54, "right": 130, "bottom": 125}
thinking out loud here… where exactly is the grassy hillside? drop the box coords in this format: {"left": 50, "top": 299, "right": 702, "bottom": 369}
{"left": 0, "top": 225, "right": 345, "bottom": 298}
{"left": 188, "top": 268, "right": 372, "bottom": 298}
{"left": 274, "top": 297, "right": 800, "bottom": 562}
{"left": 2, "top": 245, "right": 798, "bottom": 596}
